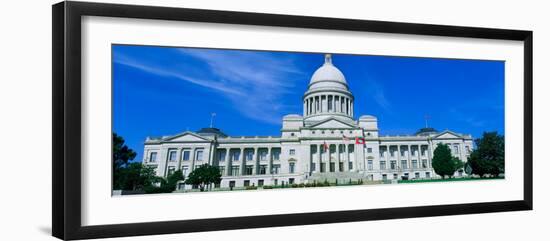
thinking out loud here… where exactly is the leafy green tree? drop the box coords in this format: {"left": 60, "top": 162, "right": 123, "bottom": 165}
{"left": 184, "top": 164, "right": 221, "bottom": 191}
{"left": 116, "top": 162, "right": 158, "bottom": 190}
{"left": 467, "top": 132, "right": 505, "bottom": 177}
{"left": 112, "top": 132, "right": 137, "bottom": 189}
{"left": 113, "top": 132, "right": 137, "bottom": 169}
{"left": 431, "top": 143, "right": 463, "bottom": 179}
{"left": 166, "top": 170, "right": 185, "bottom": 191}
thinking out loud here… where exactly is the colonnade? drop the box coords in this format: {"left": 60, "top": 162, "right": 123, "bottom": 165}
{"left": 303, "top": 94, "right": 353, "bottom": 117}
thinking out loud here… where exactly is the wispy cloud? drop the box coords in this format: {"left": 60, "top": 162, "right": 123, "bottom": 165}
{"left": 114, "top": 48, "right": 308, "bottom": 125}
{"left": 448, "top": 108, "right": 487, "bottom": 127}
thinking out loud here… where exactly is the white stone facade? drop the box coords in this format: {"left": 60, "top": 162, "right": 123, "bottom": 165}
{"left": 142, "top": 54, "right": 473, "bottom": 189}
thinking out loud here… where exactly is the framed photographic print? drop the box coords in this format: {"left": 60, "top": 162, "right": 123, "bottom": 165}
{"left": 52, "top": 1, "right": 533, "bottom": 240}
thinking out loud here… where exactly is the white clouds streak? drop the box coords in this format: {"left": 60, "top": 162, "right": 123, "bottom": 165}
{"left": 115, "top": 48, "right": 308, "bottom": 125}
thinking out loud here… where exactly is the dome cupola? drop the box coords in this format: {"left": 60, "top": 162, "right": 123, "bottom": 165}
{"left": 303, "top": 54, "right": 354, "bottom": 121}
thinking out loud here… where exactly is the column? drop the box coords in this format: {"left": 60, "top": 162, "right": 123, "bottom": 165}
{"left": 225, "top": 148, "right": 231, "bottom": 176}
{"left": 190, "top": 148, "right": 196, "bottom": 171}
{"left": 346, "top": 98, "right": 350, "bottom": 115}
{"left": 267, "top": 147, "right": 273, "bottom": 174}
{"left": 332, "top": 95, "right": 336, "bottom": 112}
{"left": 317, "top": 144, "right": 323, "bottom": 173}
{"left": 336, "top": 144, "right": 341, "bottom": 172}
{"left": 177, "top": 148, "right": 183, "bottom": 170}
{"left": 240, "top": 147, "right": 245, "bottom": 176}
{"left": 351, "top": 100, "right": 354, "bottom": 117}
{"left": 303, "top": 100, "right": 307, "bottom": 116}
{"left": 352, "top": 144, "right": 358, "bottom": 171}
{"left": 252, "top": 147, "right": 259, "bottom": 175}
{"left": 418, "top": 145, "right": 422, "bottom": 169}
{"left": 407, "top": 145, "right": 412, "bottom": 171}
{"left": 397, "top": 145, "right": 401, "bottom": 171}
{"left": 343, "top": 144, "right": 349, "bottom": 171}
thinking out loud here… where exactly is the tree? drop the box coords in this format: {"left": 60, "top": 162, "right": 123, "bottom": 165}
{"left": 431, "top": 143, "right": 463, "bottom": 179}
{"left": 116, "top": 162, "right": 158, "bottom": 191}
{"left": 113, "top": 132, "right": 137, "bottom": 169}
{"left": 112, "top": 132, "right": 137, "bottom": 189}
{"left": 144, "top": 170, "right": 185, "bottom": 194}
{"left": 467, "top": 132, "right": 505, "bottom": 177}
{"left": 184, "top": 164, "right": 221, "bottom": 191}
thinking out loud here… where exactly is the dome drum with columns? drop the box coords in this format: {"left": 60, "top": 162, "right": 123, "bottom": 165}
{"left": 142, "top": 54, "right": 474, "bottom": 190}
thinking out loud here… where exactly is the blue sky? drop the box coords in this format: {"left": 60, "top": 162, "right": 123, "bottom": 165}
{"left": 113, "top": 45, "right": 505, "bottom": 162}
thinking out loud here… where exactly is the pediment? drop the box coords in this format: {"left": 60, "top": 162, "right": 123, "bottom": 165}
{"left": 310, "top": 118, "right": 356, "bottom": 129}
{"left": 433, "top": 131, "right": 462, "bottom": 139}
{"left": 164, "top": 132, "right": 210, "bottom": 142}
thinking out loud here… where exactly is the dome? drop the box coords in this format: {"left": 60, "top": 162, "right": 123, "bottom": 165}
{"left": 308, "top": 54, "right": 349, "bottom": 91}
{"left": 415, "top": 127, "right": 438, "bottom": 136}
{"left": 196, "top": 127, "right": 227, "bottom": 137}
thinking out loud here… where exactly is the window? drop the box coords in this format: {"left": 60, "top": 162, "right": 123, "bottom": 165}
{"left": 422, "top": 159, "right": 428, "bottom": 168}
{"left": 289, "top": 149, "right": 296, "bottom": 155}
{"left": 320, "top": 163, "right": 326, "bottom": 172}
{"left": 312, "top": 131, "right": 316, "bottom": 134}
{"left": 400, "top": 150, "right": 406, "bottom": 156}
{"left": 232, "top": 150, "right": 240, "bottom": 161}
{"left": 393, "top": 173, "right": 398, "bottom": 180}
{"left": 258, "top": 180, "right": 264, "bottom": 187}
{"left": 339, "top": 162, "right": 344, "bottom": 172}
{"left": 412, "top": 160, "right": 418, "bottom": 169}
{"left": 311, "top": 163, "right": 316, "bottom": 172}
{"left": 272, "top": 150, "right": 280, "bottom": 161}
{"left": 289, "top": 178, "right": 295, "bottom": 184}
{"left": 259, "top": 150, "right": 267, "bottom": 161}
{"left": 367, "top": 160, "right": 373, "bottom": 170}
{"left": 426, "top": 172, "right": 431, "bottom": 178}
{"left": 231, "top": 166, "right": 240, "bottom": 176}
{"left": 390, "top": 150, "right": 395, "bottom": 157}
{"left": 229, "top": 181, "right": 236, "bottom": 188}
{"left": 182, "top": 150, "right": 190, "bottom": 161}
{"left": 454, "top": 145, "right": 459, "bottom": 154}
{"left": 390, "top": 160, "right": 397, "bottom": 170}
{"left": 167, "top": 166, "right": 175, "bottom": 175}
{"left": 274, "top": 179, "right": 278, "bottom": 186}
{"left": 290, "top": 132, "right": 295, "bottom": 136}
{"left": 246, "top": 150, "right": 254, "bottom": 161}
{"left": 380, "top": 161, "right": 387, "bottom": 170}
{"left": 195, "top": 150, "right": 203, "bottom": 161}
{"left": 329, "top": 162, "right": 335, "bottom": 172}
{"left": 465, "top": 146, "right": 471, "bottom": 153}
{"left": 289, "top": 162, "right": 295, "bottom": 173}
{"left": 415, "top": 172, "right": 420, "bottom": 179}
{"left": 218, "top": 166, "right": 225, "bottom": 175}
{"left": 401, "top": 160, "right": 408, "bottom": 169}
{"left": 168, "top": 150, "right": 177, "bottom": 162}
{"left": 244, "top": 180, "right": 250, "bottom": 187}
{"left": 380, "top": 150, "right": 385, "bottom": 158}
{"left": 149, "top": 152, "right": 157, "bottom": 162}
{"left": 182, "top": 166, "right": 189, "bottom": 176}
{"left": 245, "top": 165, "right": 253, "bottom": 175}
{"left": 217, "top": 151, "right": 226, "bottom": 162}
{"left": 349, "top": 161, "right": 353, "bottom": 170}
{"left": 271, "top": 164, "right": 280, "bottom": 174}
{"left": 259, "top": 165, "right": 267, "bottom": 174}
{"left": 382, "top": 174, "right": 387, "bottom": 180}
{"left": 367, "top": 147, "right": 372, "bottom": 153}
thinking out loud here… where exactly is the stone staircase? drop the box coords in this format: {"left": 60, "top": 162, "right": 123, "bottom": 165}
{"left": 308, "top": 171, "right": 366, "bottom": 184}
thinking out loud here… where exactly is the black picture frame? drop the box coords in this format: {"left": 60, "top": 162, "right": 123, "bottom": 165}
{"left": 52, "top": 1, "right": 533, "bottom": 240}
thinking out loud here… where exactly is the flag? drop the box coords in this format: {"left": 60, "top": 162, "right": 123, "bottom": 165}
{"left": 342, "top": 135, "right": 350, "bottom": 142}
{"left": 355, "top": 137, "right": 365, "bottom": 145}
{"left": 323, "top": 141, "right": 329, "bottom": 151}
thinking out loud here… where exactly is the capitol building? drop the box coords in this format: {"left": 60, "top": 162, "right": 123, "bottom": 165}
{"left": 142, "top": 54, "right": 473, "bottom": 189}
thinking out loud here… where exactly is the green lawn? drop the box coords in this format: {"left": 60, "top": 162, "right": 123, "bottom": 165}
{"left": 398, "top": 176, "right": 504, "bottom": 184}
